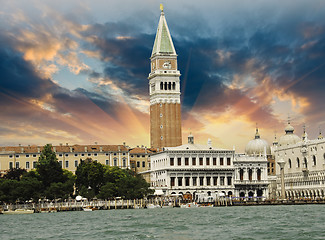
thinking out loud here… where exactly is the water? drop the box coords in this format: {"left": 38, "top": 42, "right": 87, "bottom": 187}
{"left": 1, "top": 205, "right": 325, "bottom": 240}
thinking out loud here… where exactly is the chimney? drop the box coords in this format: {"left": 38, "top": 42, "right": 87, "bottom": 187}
{"left": 95, "top": 142, "right": 98, "bottom": 145}
{"left": 100, "top": 146, "right": 103, "bottom": 152}
{"left": 70, "top": 147, "right": 73, "bottom": 152}
{"left": 53, "top": 146, "right": 56, "bottom": 152}
{"left": 60, "top": 143, "right": 63, "bottom": 146}
{"left": 118, "top": 146, "right": 121, "bottom": 151}
{"left": 123, "top": 142, "right": 126, "bottom": 146}
{"left": 21, "top": 147, "right": 24, "bottom": 153}
{"left": 84, "top": 146, "right": 87, "bottom": 152}
{"left": 37, "top": 147, "right": 40, "bottom": 153}
{"left": 66, "top": 143, "right": 68, "bottom": 146}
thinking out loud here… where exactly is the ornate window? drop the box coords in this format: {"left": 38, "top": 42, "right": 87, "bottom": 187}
{"left": 185, "top": 157, "right": 189, "bottom": 166}
{"left": 177, "top": 157, "right": 181, "bottom": 166}
{"left": 257, "top": 169, "right": 261, "bottom": 181}
{"left": 239, "top": 169, "right": 244, "bottom": 181}
{"left": 313, "top": 155, "right": 316, "bottom": 166}
{"left": 297, "top": 157, "right": 300, "bottom": 168}
{"left": 170, "top": 157, "right": 174, "bottom": 166}
{"left": 288, "top": 159, "right": 292, "bottom": 168}
{"left": 248, "top": 169, "right": 253, "bottom": 181}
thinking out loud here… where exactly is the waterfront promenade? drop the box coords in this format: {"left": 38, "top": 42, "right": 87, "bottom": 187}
{"left": 1, "top": 197, "right": 325, "bottom": 213}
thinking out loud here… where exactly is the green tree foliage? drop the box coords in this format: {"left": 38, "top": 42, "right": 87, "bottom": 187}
{"left": 36, "top": 144, "right": 65, "bottom": 188}
{"left": 0, "top": 170, "right": 42, "bottom": 203}
{"left": 3, "top": 168, "right": 27, "bottom": 181}
{"left": 100, "top": 167, "right": 153, "bottom": 199}
{"left": 75, "top": 158, "right": 104, "bottom": 196}
{"left": 76, "top": 161, "right": 152, "bottom": 200}
{"left": 35, "top": 144, "right": 74, "bottom": 200}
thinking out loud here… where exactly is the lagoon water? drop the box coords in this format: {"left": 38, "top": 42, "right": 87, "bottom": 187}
{"left": 1, "top": 205, "right": 325, "bottom": 240}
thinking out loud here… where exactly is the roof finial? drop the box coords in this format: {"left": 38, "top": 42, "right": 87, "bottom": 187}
{"left": 160, "top": 4, "right": 164, "bottom": 12}
{"left": 302, "top": 123, "right": 308, "bottom": 141}
{"left": 273, "top": 131, "right": 278, "bottom": 145}
{"left": 255, "top": 123, "right": 260, "bottom": 139}
{"left": 318, "top": 127, "right": 323, "bottom": 139}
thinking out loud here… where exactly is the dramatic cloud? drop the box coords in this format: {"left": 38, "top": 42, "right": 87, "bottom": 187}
{"left": 1, "top": 0, "right": 325, "bottom": 151}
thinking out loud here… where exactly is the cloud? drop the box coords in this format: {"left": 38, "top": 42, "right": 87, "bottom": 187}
{"left": 1, "top": 0, "right": 325, "bottom": 148}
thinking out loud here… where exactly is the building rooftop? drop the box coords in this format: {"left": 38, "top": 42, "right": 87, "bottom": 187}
{"left": 0, "top": 144, "right": 128, "bottom": 154}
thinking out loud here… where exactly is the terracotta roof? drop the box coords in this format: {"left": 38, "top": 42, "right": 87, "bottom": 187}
{"left": 0, "top": 144, "right": 128, "bottom": 154}
{"left": 129, "top": 147, "right": 157, "bottom": 154}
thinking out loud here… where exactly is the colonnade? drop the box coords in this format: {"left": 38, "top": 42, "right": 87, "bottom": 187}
{"left": 277, "top": 188, "right": 325, "bottom": 199}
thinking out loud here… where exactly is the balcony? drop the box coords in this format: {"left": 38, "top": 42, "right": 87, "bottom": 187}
{"left": 234, "top": 180, "right": 268, "bottom": 185}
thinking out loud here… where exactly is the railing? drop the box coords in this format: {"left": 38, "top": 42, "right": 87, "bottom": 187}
{"left": 234, "top": 180, "right": 268, "bottom": 185}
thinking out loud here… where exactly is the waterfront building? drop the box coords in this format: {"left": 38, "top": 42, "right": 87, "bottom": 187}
{"left": 234, "top": 128, "right": 269, "bottom": 199}
{"left": 150, "top": 132, "right": 271, "bottom": 200}
{"left": 274, "top": 122, "right": 325, "bottom": 199}
{"left": 129, "top": 147, "right": 157, "bottom": 182}
{"left": 0, "top": 144, "right": 130, "bottom": 174}
{"left": 148, "top": 5, "right": 182, "bottom": 149}
{"left": 150, "top": 134, "right": 236, "bottom": 200}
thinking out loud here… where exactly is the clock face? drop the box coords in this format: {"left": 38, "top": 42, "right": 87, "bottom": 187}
{"left": 163, "top": 61, "right": 171, "bottom": 69}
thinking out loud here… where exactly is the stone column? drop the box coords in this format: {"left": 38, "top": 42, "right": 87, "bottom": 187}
{"left": 277, "top": 159, "right": 286, "bottom": 200}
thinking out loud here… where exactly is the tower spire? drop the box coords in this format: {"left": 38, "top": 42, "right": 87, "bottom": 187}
{"left": 149, "top": 6, "right": 182, "bottom": 148}
{"left": 151, "top": 6, "right": 176, "bottom": 57}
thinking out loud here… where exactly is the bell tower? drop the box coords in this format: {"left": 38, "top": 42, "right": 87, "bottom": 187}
{"left": 148, "top": 5, "right": 182, "bottom": 148}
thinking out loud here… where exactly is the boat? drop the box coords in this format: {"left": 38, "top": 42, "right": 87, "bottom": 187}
{"left": 83, "top": 207, "right": 93, "bottom": 212}
{"left": 3, "top": 209, "right": 34, "bottom": 214}
{"left": 83, "top": 206, "right": 97, "bottom": 211}
{"left": 147, "top": 204, "right": 161, "bottom": 209}
{"left": 180, "top": 202, "right": 199, "bottom": 208}
{"left": 162, "top": 202, "right": 174, "bottom": 208}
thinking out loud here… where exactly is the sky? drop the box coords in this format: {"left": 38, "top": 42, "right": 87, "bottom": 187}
{"left": 1, "top": 0, "right": 325, "bottom": 152}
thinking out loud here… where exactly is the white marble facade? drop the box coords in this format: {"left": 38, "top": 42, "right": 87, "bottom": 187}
{"left": 150, "top": 135, "right": 269, "bottom": 200}
{"left": 274, "top": 124, "right": 325, "bottom": 199}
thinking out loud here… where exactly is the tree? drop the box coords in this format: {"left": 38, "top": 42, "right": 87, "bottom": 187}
{"left": 2, "top": 168, "right": 27, "bottom": 181}
{"left": 75, "top": 158, "right": 105, "bottom": 196}
{"left": 35, "top": 144, "right": 74, "bottom": 199}
{"left": 36, "top": 144, "right": 65, "bottom": 189}
{"left": 116, "top": 169, "right": 153, "bottom": 199}
{"left": 0, "top": 169, "right": 42, "bottom": 203}
{"left": 100, "top": 167, "right": 153, "bottom": 199}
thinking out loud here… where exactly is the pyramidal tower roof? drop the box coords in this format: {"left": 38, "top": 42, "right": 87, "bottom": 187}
{"left": 151, "top": 5, "right": 177, "bottom": 57}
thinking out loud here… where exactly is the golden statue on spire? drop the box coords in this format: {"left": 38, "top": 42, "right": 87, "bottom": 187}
{"left": 160, "top": 4, "right": 164, "bottom": 12}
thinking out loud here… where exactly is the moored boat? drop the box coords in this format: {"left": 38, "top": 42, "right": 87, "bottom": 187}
{"left": 180, "top": 202, "right": 199, "bottom": 208}
{"left": 3, "top": 209, "right": 34, "bottom": 214}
